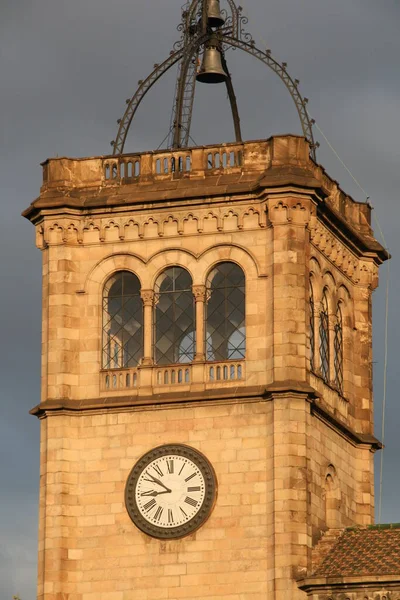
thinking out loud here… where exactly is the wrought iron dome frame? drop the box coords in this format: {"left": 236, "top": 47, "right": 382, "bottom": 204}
{"left": 111, "top": 0, "right": 317, "bottom": 160}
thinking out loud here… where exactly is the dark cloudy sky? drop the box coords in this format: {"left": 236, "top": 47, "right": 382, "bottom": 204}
{"left": 1, "top": 0, "right": 399, "bottom": 597}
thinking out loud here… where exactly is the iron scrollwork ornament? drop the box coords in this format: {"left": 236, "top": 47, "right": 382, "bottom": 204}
{"left": 112, "top": 0, "right": 316, "bottom": 159}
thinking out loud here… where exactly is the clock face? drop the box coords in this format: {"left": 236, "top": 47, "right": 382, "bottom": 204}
{"left": 125, "top": 445, "right": 217, "bottom": 539}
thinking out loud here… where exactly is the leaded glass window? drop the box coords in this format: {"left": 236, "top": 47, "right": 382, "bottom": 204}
{"left": 154, "top": 267, "right": 195, "bottom": 365}
{"left": 206, "top": 262, "right": 245, "bottom": 361}
{"left": 319, "top": 291, "right": 329, "bottom": 382}
{"left": 334, "top": 304, "right": 343, "bottom": 393}
{"left": 310, "top": 281, "right": 315, "bottom": 372}
{"left": 102, "top": 271, "right": 143, "bottom": 369}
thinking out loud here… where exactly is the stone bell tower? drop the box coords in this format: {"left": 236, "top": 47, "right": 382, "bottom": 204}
{"left": 25, "top": 2, "right": 389, "bottom": 600}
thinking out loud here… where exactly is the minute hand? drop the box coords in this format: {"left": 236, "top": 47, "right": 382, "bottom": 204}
{"left": 144, "top": 473, "right": 171, "bottom": 492}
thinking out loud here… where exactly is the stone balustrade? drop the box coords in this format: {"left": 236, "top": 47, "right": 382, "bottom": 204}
{"left": 208, "top": 361, "right": 244, "bottom": 382}
{"left": 40, "top": 137, "right": 294, "bottom": 189}
{"left": 100, "top": 361, "right": 246, "bottom": 395}
{"left": 154, "top": 366, "right": 191, "bottom": 386}
{"left": 101, "top": 368, "right": 138, "bottom": 391}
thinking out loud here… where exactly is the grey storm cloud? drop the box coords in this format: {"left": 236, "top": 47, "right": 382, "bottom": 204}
{"left": 1, "top": 0, "right": 399, "bottom": 597}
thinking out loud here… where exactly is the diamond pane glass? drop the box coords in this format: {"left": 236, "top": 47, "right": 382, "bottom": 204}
{"left": 319, "top": 293, "right": 329, "bottom": 382}
{"left": 102, "top": 271, "right": 143, "bottom": 369}
{"left": 334, "top": 305, "right": 343, "bottom": 393}
{"left": 206, "top": 262, "right": 245, "bottom": 361}
{"left": 310, "top": 282, "right": 315, "bottom": 372}
{"left": 154, "top": 267, "right": 195, "bottom": 365}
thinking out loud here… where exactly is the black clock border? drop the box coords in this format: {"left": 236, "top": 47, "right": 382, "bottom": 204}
{"left": 125, "top": 444, "right": 217, "bottom": 539}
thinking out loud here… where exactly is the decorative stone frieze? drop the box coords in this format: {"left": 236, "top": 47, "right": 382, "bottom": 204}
{"left": 267, "top": 196, "right": 314, "bottom": 226}
{"left": 36, "top": 203, "right": 267, "bottom": 248}
{"left": 310, "top": 221, "right": 359, "bottom": 283}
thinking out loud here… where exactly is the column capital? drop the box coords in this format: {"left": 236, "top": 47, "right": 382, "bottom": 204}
{"left": 141, "top": 289, "right": 155, "bottom": 306}
{"left": 192, "top": 285, "right": 207, "bottom": 303}
{"left": 193, "top": 285, "right": 206, "bottom": 361}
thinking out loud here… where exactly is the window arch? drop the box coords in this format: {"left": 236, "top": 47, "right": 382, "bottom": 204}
{"left": 319, "top": 290, "right": 329, "bottom": 382}
{"left": 154, "top": 267, "right": 195, "bottom": 365}
{"left": 334, "top": 304, "right": 343, "bottom": 393}
{"left": 324, "top": 465, "right": 342, "bottom": 528}
{"left": 206, "top": 262, "right": 245, "bottom": 361}
{"left": 309, "top": 279, "right": 315, "bottom": 372}
{"left": 102, "top": 271, "right": 143, "bottom": 369}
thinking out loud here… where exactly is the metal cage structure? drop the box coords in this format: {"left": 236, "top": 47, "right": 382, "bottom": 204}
{"left": 111, "top": 0, "right": 317, "bottom": 159}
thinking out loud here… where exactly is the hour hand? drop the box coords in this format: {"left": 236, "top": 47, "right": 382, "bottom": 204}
{"left": 141, "top": 489, "right": 171, "bottom": 497}
{"left": 140, "top": 490, "right": 158, "bottom": 497}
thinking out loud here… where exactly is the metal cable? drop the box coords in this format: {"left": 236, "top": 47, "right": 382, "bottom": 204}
{"left": 378, "top": 259, "right": 390, "bottom": 523}
{"left": 313, "top": 122, "right": 370, "bottom": 201}
{"left": 312, "top": 119, "right": 390, "bottom": 525}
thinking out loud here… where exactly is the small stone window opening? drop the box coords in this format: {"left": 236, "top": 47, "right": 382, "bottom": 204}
{"left": 102, "top": 271, "right": 143, "bottom": 369}
{"left": 324, "top": 465, "right": 342, "bottom": 529}
{"left": 206, "top": 262, "right": 245, "bottom": 362}
{"left": 319, "top": 291, "right": 330, "bottom": 383}
{"left": 334, "top": 304, "right": 344, "bottom": 394}
{"left": 154, "top": 267, "right": 195, "bottom": 365}
{"left": 309, "top": 280, "right": 315, "bottom": 372}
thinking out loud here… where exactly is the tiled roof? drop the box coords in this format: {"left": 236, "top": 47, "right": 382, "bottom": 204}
{"left": 314, "top": 525, "right": 400, "bottom": 577}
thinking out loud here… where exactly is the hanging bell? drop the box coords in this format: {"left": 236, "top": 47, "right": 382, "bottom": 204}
{"left": 196, "top": 37, "right": 228, "bottom": 84}
{"left": 206, "top": 0, "right": 225, "bottom": 28}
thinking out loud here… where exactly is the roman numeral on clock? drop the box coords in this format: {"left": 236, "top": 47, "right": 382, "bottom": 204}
{"left": 168, "top": 509, "right": 174, "bottom": 524}
{"left": 185, "top": 472, "right": 196, "bottom": 482}
{"left": 187, "top": 486, "right": 201, "bottom": 492}
{"left": 167, "top": 459, "right": 174, "bottom": 474}
{"left": 143, "top": 499, "right": 157, "bottom": 512}
{"left": 154, "top": 506, "right": 163, "bottom": 522}
{"left": 184, "top": 496, "right": 198, "bottom": 507}
{"left": 153, "top": 464, "right": 163, "bottom": 477}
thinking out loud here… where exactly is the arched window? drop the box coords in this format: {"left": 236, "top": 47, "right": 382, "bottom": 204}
{"left": 324, "top": 465, "right": 341, "bottom": 528}
{"left": 206, "top": 262, "right": 245, "bottom": 361}
{"left": 309, "top": 280, "right": 315, "bottom": 372}
{"left": 334, "top": 304, "right": 343, "bottom": 393}
{"left": 154, "top": 267, "right": 195, "bottom": 365}
{"left": 319, "top": 291, "right": 329, "bottom": 382}
{"left": 102, "top": 271, "right": 143, "bottom": 369}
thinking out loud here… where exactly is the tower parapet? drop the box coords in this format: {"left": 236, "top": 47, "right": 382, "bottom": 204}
{"left": 27, "top": 136, "right": 376, "bottom": 239}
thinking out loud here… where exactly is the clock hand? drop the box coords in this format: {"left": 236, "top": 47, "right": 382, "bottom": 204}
{"left": 143, "top": 473, "right": 172, "bottom": 493}
{"left": 140, "top": 489, "right": 172, "bottom": 497}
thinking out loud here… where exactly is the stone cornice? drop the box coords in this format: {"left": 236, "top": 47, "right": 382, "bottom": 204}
{"left": 29, "top": 381, "right": 381, "bottom": 451}
{"left": 317, "top": 201, "right": 388, "bottom": 264}
{"left": 311, "top": 400, "right": 382, "bottom": 451}
{"left": 25, "top": 192, "right": 386, "bottom": 270}
{"left": 30, "top": 381, "right": 319, "bottom": 419}
{"left": 22, "top": 136, "right": 387, "bottom": 263}
{"left": 29, "top": 386, "right": 273, "bottom": 418}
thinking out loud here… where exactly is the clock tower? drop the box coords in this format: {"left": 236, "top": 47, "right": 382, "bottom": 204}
{"left": 25, "top": 2, "right": 389, "bottom": 600}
